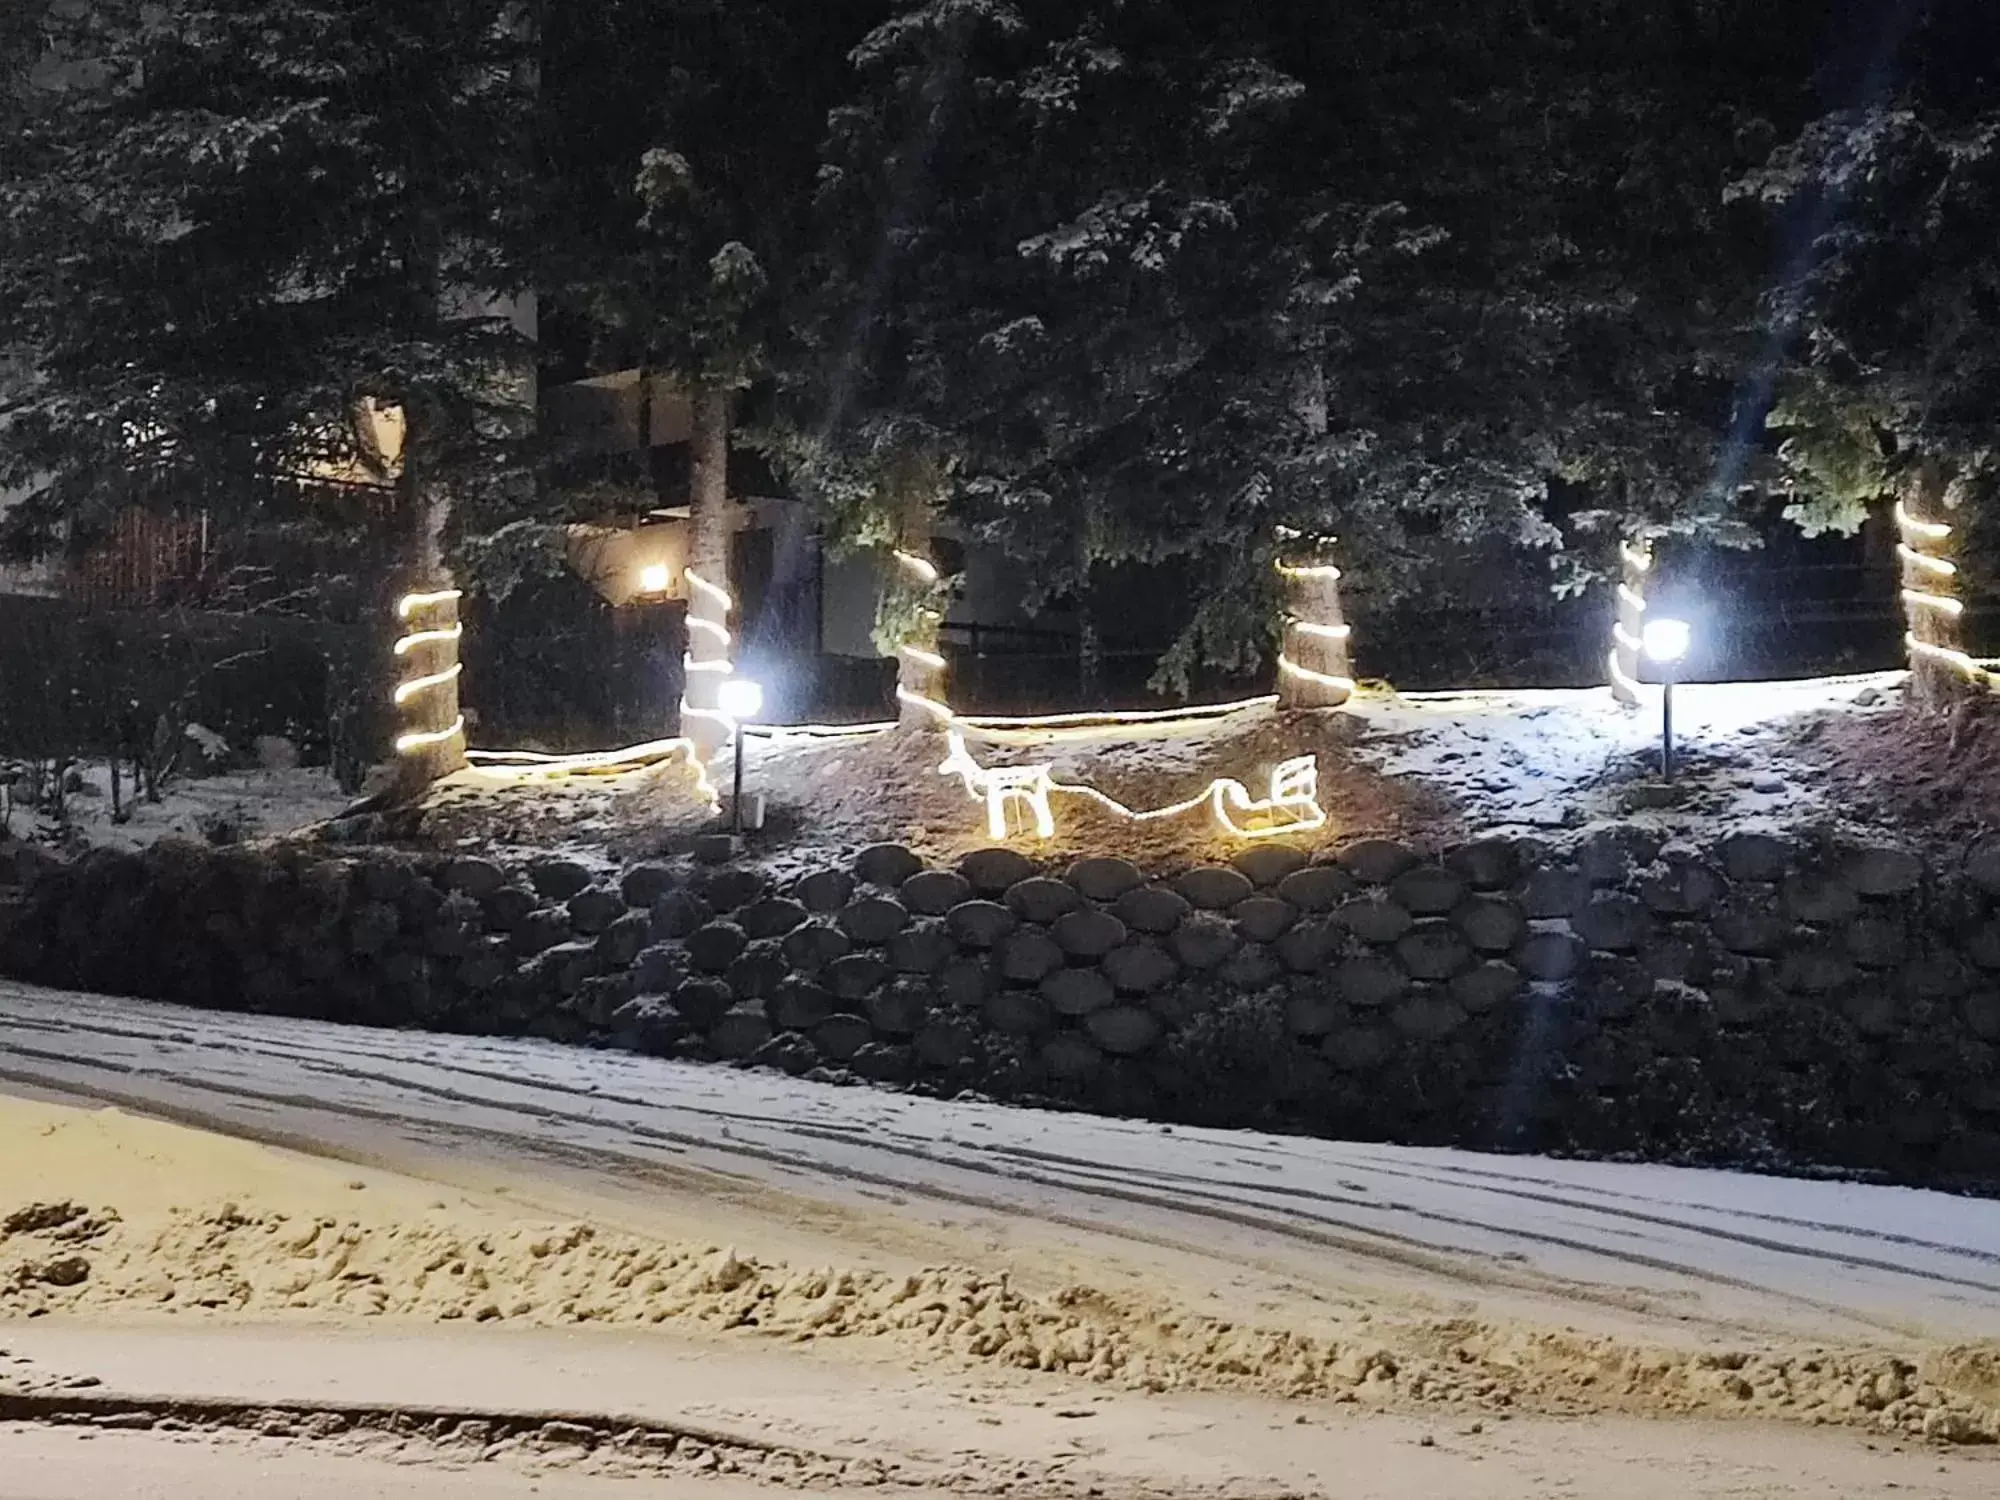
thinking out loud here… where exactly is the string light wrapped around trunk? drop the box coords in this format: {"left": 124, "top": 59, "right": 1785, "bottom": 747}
{"left": 1608, "top": 541, "right": 1651, "bottom": 706}
{"left": 1273, "top": 542, "right": 1355, "bottom": 709}
{"left": 391, "top": 588, "right": 466, "bottom": 759}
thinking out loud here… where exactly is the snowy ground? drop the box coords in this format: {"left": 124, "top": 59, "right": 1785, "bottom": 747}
{"left": 4, "top": 763, "right": 349, "bottom": 850}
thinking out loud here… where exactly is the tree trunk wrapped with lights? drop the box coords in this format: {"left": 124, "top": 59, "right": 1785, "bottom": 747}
{"left": 1610, "top": 540, "right": 1651, "bottom": 708}
{"left": 1274, "top": 553, "right": 1354, "bottom": 710}
{"left": 390, "top": 410, "right": 466, "bottom": 797}
{"left": 682, "top": 388, "right": 734, "bottom": 760}
{"left": 883, "top": 451, "right": 950, "bottom": 731}
{"left": 1898, "top": 467, "right": 1981, "bottom": 710}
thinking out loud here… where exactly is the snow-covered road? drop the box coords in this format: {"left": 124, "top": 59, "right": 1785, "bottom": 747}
{"left": 2, "top": 980, "right": 1996, "bottom": 1349}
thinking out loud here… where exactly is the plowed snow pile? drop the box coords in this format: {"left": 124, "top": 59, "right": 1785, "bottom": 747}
{"left": 2, "top": 1096, "right": 1995, "bottom": 1445}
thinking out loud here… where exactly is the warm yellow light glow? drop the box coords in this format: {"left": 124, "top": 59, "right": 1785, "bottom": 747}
{"left": 1616, "top": 583, "right": 1649, "bottom": 614}
{"left": 393, "top": 662, "right": 463, "bottom": 705}
{"left": 397, "top": 588, "right": 463, "bottom": 619}
{"left": 466, "top": 736, "right": 719, "bottom": 805}
{"left": 1898, "top": 543, "right": 1957, "bottom": 578}
{"left": 1902, "top": 588, "right": 1965, "bottom": 617}
{"left": 395, "top": 716, "right": 465, "bottom": 755}
{"left": 1276, "top": 562, "right": 1342, "bottom": 581}
{"left": 1289, "top": 620, "right": 1353, "bottom": 642}
{"left": 393, "top": 622, "right": 464, "bottom": 656}
{"left": 893, "top": 549, "right": 941, "bottom": 585}
{"left": 961, "top": 695, "right": 1277, "bottom": 730}
{"left": 1905, "top": 633, "right": 1987, "bottom": 679}
{"left": 895, "top": 685, "right": 956, "bottom": 722}
{"left": 638, "top": 563, "right": 672, "bottom": 594}
{"left": 898, "top": 643, "right": 948, "bottom": 671}
{"left": 1276, "top": 652, "right": 1358, "bottom": 695}
{"left": 1619, "top": 543, "right": 1653, "bottom": 574}
{"left": 684, "top": 567, "right": 731, "bottom": 610}
{"left": 1894, "top": 502, "right": 1952, "bottom": 541}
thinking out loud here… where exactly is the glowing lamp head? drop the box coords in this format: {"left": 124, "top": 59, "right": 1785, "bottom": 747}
{"left": 717, "top": 676, "right": 764, "bottom": 723}
{"left": 638, "top": 563, "right": 672, "bottom": 595}
{"left": 1641, "top": 617, "right": 1692, "bottom": 665}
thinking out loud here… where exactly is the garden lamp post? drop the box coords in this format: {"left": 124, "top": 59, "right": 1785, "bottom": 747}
{"left": 717, "top": 676, "right": 764, "bottom": 832}
{"left": 1641, "top": 617, "right": 1692, "bottom": 781}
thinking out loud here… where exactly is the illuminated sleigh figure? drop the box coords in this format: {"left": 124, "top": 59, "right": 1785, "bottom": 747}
{"left": 1207, "top": 754, "right": 1326, "bottom": 839}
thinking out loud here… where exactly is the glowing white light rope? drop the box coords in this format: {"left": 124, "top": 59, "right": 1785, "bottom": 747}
{"left": 1902, "top": 588, "right": 1965, "bottom": 617}
{"left": 1895, "top": 502, "right": 1952, "bottom": 542}
{"left": 1608, "top": 647, "right": 1644, "bottom": 699}
{"left": 1619, "top": 543, "right": 1653, "bottom": 574}
{"left": 1276, "top": 562, "right": 1342, "bottom": 581}
{"left": 1611, "top": 623, "right": 1644, "bottom": 655}
{"left": 395, "top": 716, "right": 465, "bottom": 754}
{"left": 893, "top": 548, "right": 941, "bottom": 585}
{"left": 1616, "top": 583, "right": 1649, "bottom": 614}
{"left": 393, "top": 662, "right": 463, "bottom": 706}
{"left": 898, "top": 643, "right": 948, "bottom": 671}
{"left": 687, "top": 616, "right": 731, "bottom": 647}
{"left": 1276, "top": 652, "right": 1359, "bottom": 695}
{"left": 684, "top": 567, "right": 731, "bottom": 610}
{"left": 1288, "top": 620, "right": 1353, "bottom": 643}
{"left": 394, "top": 623, "right": 463, "bottom": 656}
{"left": 959, "top": 695, "right": 1277, "bottom": 731}
{"left": 1905, "top": 633, "right": 1986, "bottom": 679}
{"left": 466, "top": 735, "right": 719, "bottom": 805}
{"left": 1898, "top": 543, "right": 1957, "bottom": 578}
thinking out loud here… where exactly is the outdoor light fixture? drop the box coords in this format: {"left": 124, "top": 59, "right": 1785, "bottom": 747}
{"left": 638, "top": 563, "right": 671, "bottom": 594}
{"left": 1642, "top": 616, "right": 1692, "bottom": 781}
{"left": 717, "top": 676, "right": 765, "bottom": 833}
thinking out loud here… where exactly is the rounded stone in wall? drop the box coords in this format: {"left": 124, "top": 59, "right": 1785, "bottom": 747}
{"left": 1285, "top": 988, "right": 1344, "bottom": 1037}
{"left": 1637, "top": 934, "right": 1703, "bottom": 985}
{"left": 984, "top": 988, "right": 1052, "bottom": 1035}
{"left": 443, "top": 857, "right": 508, "bottom": 899}
{"left": 1577, "top": 828, "right": 1657, "bottom": 886}
{"left": 1114, "top": 885, "right": 1192, "bottom": 934}
{"left": 1395, "top": 921, "right": 1474, "bottom": 980}
{"left": 593, "top": 911, "right": 650, "bottom": 969}
{"left": 1712, "top": 904, "right": 1789, "bottom": 956}
{"left": 1176, "top": 866, "right": 1255, "bottom": 910}
{"left": 650, "top": 889, "right": 710, "bottom": 941}
{"left": 1452, "top": 896, "right": 1525, "bottom": 954}
{"left": 1275, "top": 919, "right": 1339, "bottom": 973}
{"left": 671, "top": 978, "right": 734, "bottom": 1028}
{"left": 1275, "top": 865, "right": 1356, "bottom": 912}
{"left": 1515, "top": 930, "right": 1584, "bottom": 982}
{"left": 781, "top": 922, "right": 851, "bottom": 973}
{"left": 634, "top": 942, "right": 686, "bottom": 993}
{"left": 793, "top": 868, "right": 855, "bottom": 913}
{"left": 481, "top": 885, "right": 540, "bottom": 932}
{"left": 1171, "top": 913, "right": 1240, "bottom": 970}
{"left": 1445, "top": 839, "right": 1518, "bottom": 891}
{"left": 900, "top": 869, "right": 971, "bottom": 916}
{"left": 619, "top": 864, "right": 679, "bottom": 909}
{"left": 1719, "top": 832, "right": 1791, "bottom": 884}
{"left": 867, "top": 978, "right": 930, "bottom": 1035}
{"left": 1006, "top": 876, "right": 1082, "bottom": 924}
{"left": 1000, "top": 929, "right": 1066, "bottom": 984}
{"left": 728, "top": 944, "right": 788, "bottom": 1004}
{"left": 767, "top": 976, "right": 836, "bottom": 1032}
{"left": 1232, "top": 844, "right": 1308, "bottom": 887}
{"left": 945, "top": 900, "right": 1017, "bottom": 948}
{"left": 348, "top": 902, "right": 400, "bottom": 956}
{"left": 1573, "top": 897, "right": 1649, "bottom": 952}
{"left": 686, "top": 921, "right": 747, "bottom": 973}
{"left": 1640, "top": 862, "right": 1726, "bottom": 916}
{"left": 1781, "top": 872, "right": 1861, "bottom": 926}
{"left": 1322, "top": 1026, "right": 1394, "bottom": 1073}
{"left": 1103, "top": 940, "right": 1179, "bottom": 994}
{"left": 937, "top": 956, "right": 993, "bottom": 1009}
{"left": 1042, "top": 967, "right": 1116, "bottom": 1017}
{"left": 711, "top": 1003, "right": 773, "bottom": 1060}
{"left": 1390, "top": 864, "right": 1466, "bottom": 916}
{"left": 888, "top": 922, "right": 958, "bottom": 974}
{"left": 814, "top": 1013, "right": 875, "bottom": 1063}
{"left": 1965, "top": 922, "right": 2000, "bottom": 972}
{"left": 1086, "top": 1005, "right": 1163, "bottom": 1056}
{"left": 1066, "top": 856, "right": 1144, "bottom": 901}
{"left": 1390, "top": 989, "right": 1467, "bottom": 1040}
{"left": 1052, "top": 908, "right": 1126, "bottom": 958}
{"left": 1220, "top": 943, "right": 1283, "bottom": 990}
{"left": 1041, "top": 1032, "right": 1104, "bottom": 1080}
{"left": 699, "top": 868, "right": 768, "bottom": 914}
{"left": 1966, "top": 837, "right": 2000, "bottom": 897}
{"left": 738, "top": 897, "right": 808, "bottom": 940}
{"left": 1519, "top": 865, "right": 1590, "bottom": 919}
{"left": 1776, "top": 946, "right": 1855, "bottom": 994}
{"left": 959, "top": 846, "right": 1037, "bottom": 894}
{"left": 838, "top": 896, "right": 910, "bottom": 945}
{"left": 1450, "top": 960, "right": 1521, "bottom": 1013}
{"left": 1902, "top": 951, "right": 1971, "bottom": 1000}
{"left": 1336, "top": 954, "right": 1408, "bottom": 1009}
{"left": 1843, "top": 987, "right": 1898, "bottom": 1039}
{"left": 1335, "top": 895, "right": 1413, "bottom": 945}
{"left": 855, "top": 843, "right": 924, "bottom": 888}
{"left": 1965, "top": 991, "right": 2000, "bottom": 1042}
{"left": 1337, "top": 839, "right": 1418, "bottom": 885}
{"left": 566, "top": 886, "right": 627, "bottom": 936}
{"left": 528, "top": 856, "right": 593, "bottom": 900}
{"left": 1844, "top": 914, "right": 1907, "bottom": 970}
{"left": 826, "top": 952, "right": 889, "bottom": 1001}
{"left": 914, "top": 1017, "right": 975, "bottom": 1068}
{"left": 1846, "top": 846, "right": 1926, "bottom": 897}
{"left": 1231, "top": 896, "right": 1296, "bottom": 944}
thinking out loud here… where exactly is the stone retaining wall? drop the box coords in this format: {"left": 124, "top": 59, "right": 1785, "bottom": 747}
{"left": 4, "top": 827, "right": 1998, "bottom": 1193}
